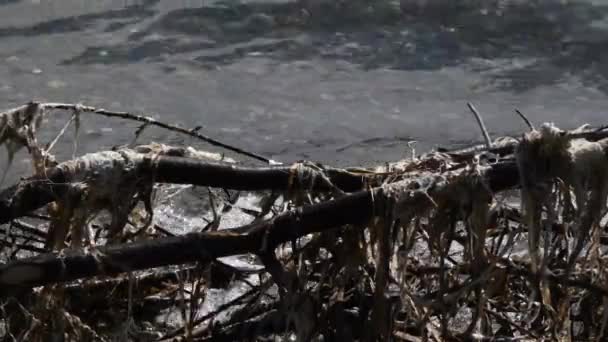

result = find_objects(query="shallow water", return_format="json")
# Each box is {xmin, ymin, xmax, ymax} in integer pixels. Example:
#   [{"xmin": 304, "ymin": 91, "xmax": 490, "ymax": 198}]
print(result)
[
  {"xmin": 2, "ymin": 0, "xmax": 608, "ymax": 178},
  {"xmin": 3, "ymin": 0, "xmax": 606, "ymax": 258},
  {"xmin": 3, "ymin": 2, "xmax": 608, "ymax": 337},
  {"xmin": 1, "ymin": 0, "xmax": 606, "ymax": 278}
]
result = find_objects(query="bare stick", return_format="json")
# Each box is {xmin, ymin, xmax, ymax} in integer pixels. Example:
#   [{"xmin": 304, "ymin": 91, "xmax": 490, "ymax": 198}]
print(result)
[
  {"xmin": 36, "ymin": 102, "xmax": 280, "ymax": 165},
  {"xmin": 0, "ymin": 163, "xmax": 520, "ymax": 291},
  {"xmin": 514, "ymin": 109, "xmax": 535, "ymax": 131},
  {"xmin": 467, "ymin": 102, "xmax": 493, "ymax": 149},
  {"xmin": 595, "ymin": 124, "xmax": 608, "ymax": 133},
  {"xmin": 0, "ymin": 155, "xmax": 370, "ymax": 225},
  {"xmin": 45, "ymin": 113, "xmax": 76, "ymax": 152}
]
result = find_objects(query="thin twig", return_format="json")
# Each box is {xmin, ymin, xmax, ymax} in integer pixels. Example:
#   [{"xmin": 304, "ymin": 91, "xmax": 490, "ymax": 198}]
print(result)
[
  {"xmin": 467, "ymin": 102, "xmax": 493, "ymax": 149},
  {"xmin": 153, "ymin": 224, "xmax": 175, "ymax": 237},
  {"xmin": 485, "ymin": 307, "xmax": 539, "ymax": 338},
  {"xmin": 10, "ymin": 220, "xmax": 47, "ymax": 239},
  {"xmin": 498, "ymin": 257, "xmax": 608, "ymax": 297},
  {"xmin": 0, "ymin": 239, "xmax": 47, "ymax": 254},
  {"xmin": 159, "ymin": 279, "xmax": 270, "ymax": 340},
  {"xmin": 595, "ymin": 124, "xmax": 608, "ymax": 132},
  {"xmin": 514, "ymin": 109, "xmax": 535, "ymax": 131},
  {"xmin": 38, "ymin": 102, "xmax": 280, "ymax": 165},
  {"xmin": 0, "ymin": 230, "xmax": 44, "ymax": 243},
  {"xmin": 45, "ymin": 113, "xmax": 76, "ymax": 153}
]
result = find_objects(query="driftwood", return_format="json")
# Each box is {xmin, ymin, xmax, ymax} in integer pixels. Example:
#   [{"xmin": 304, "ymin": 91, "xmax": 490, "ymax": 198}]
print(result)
[
  {"xmin": 3, "ymin": 101, "xmax": 608, "ymax": 341},
  {"xmin": 0, "ymin": 161, "xmax": 518, "ymax": 292},
  {"xmin": 1, "ymin": 101, "xmax": 277, "ymax": 164},
  {"xmin": 440, "ymin": 124, "xmax": 608, "ymax": 161},
  {"xmin": 0, "ymin": 154, "xmax": 366, "ymax": 225}
]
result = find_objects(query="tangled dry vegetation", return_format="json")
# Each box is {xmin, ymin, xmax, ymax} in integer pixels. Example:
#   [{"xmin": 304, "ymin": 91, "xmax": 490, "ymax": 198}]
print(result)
[{"xmin": 1, "ymin": 101, "xmax": 608, "ymax": 341}]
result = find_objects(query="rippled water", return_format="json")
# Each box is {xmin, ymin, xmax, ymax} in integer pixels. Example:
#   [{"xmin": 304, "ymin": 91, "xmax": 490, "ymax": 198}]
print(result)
[
  {"xmin": 3, "ymin": 2, "xmax": 608, "ymax": 335},
  {"xmin": 2, "ymin": 0, "xmax": 608, "ymax": 176},
  {"xmin": 2, "ymin": 0, "xmax": 608, "ymax": 255}
]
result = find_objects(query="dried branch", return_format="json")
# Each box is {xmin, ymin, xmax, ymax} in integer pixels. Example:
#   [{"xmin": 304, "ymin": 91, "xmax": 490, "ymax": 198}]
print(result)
[
  {"xmin": 36, "ymin": 102, "xmax": 278, "ymax": 164},
  {"xmin": 467, "ymin": 102, "xmax": 493, "ymax": 149},
  {"xmin": 0, "ymin": 154, "xmax": 367, "ymax": 224},
  {"xmin": 441, "ymin": 124, "xmax": 608, "ymax": 160},
  {"xmin": 3, "ymin": 97, "xmax": 608, "ymax": 340},
  {"xmin": 514, "ymin": 109, "xmax": 535, "ymax": 131},
  {"xmin": 0, "ymin": 161, "xmax": 518, "ymax": 292}
]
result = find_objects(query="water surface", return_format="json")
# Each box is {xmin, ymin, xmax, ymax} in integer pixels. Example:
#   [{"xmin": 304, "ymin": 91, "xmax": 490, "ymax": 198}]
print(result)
[{"xmin": 1, "ymin": 0, "xmax": 608, "ymax": 173}]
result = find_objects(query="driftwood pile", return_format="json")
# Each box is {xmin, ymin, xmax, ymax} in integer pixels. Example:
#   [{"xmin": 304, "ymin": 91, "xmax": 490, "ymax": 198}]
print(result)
[{"xmin": 1, "ymin": 101, "xmax": 608, "ymax": 341}]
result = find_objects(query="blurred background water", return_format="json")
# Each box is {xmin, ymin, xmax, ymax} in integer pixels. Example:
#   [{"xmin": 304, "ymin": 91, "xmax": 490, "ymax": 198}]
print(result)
[
  {"xmin": 2, "ymin": 0, "xmax": 608, "ymax": 245},
  {"xmin": 2, "ymin": 0, "xmax": 608, "ymax": 176}
]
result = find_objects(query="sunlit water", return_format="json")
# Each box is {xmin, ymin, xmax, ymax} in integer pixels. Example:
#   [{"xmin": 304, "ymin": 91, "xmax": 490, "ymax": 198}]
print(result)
[
  {"xmin": 2, "ymin": 0, "xmax": 608, "ymax": 335},
  {"xmin": 2, "ymin": 0, "xmax": 608, "ymax": 174}
]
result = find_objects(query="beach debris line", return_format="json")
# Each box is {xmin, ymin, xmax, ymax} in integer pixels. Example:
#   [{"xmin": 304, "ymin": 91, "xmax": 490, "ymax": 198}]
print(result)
[{"xmin": 0, "ymin": 101, "xmax": 608, "ymax": 340}]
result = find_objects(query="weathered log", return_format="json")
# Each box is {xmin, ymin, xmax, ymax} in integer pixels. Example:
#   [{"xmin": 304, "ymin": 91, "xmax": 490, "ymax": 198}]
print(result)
[
  {"xmin": 0, "ymin": 155, "xmax": 366, "ymax": 224},
  {"xmin": 0, "ymin": 191, "xmax": 374, "ymax": 292},
  {"xmin": 0, "ymin": 162, "xmax": 518, "ymax": 292},
  {"xmin": 151, "ymin": 156, "xmax": 365, "ymax": 192}
]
